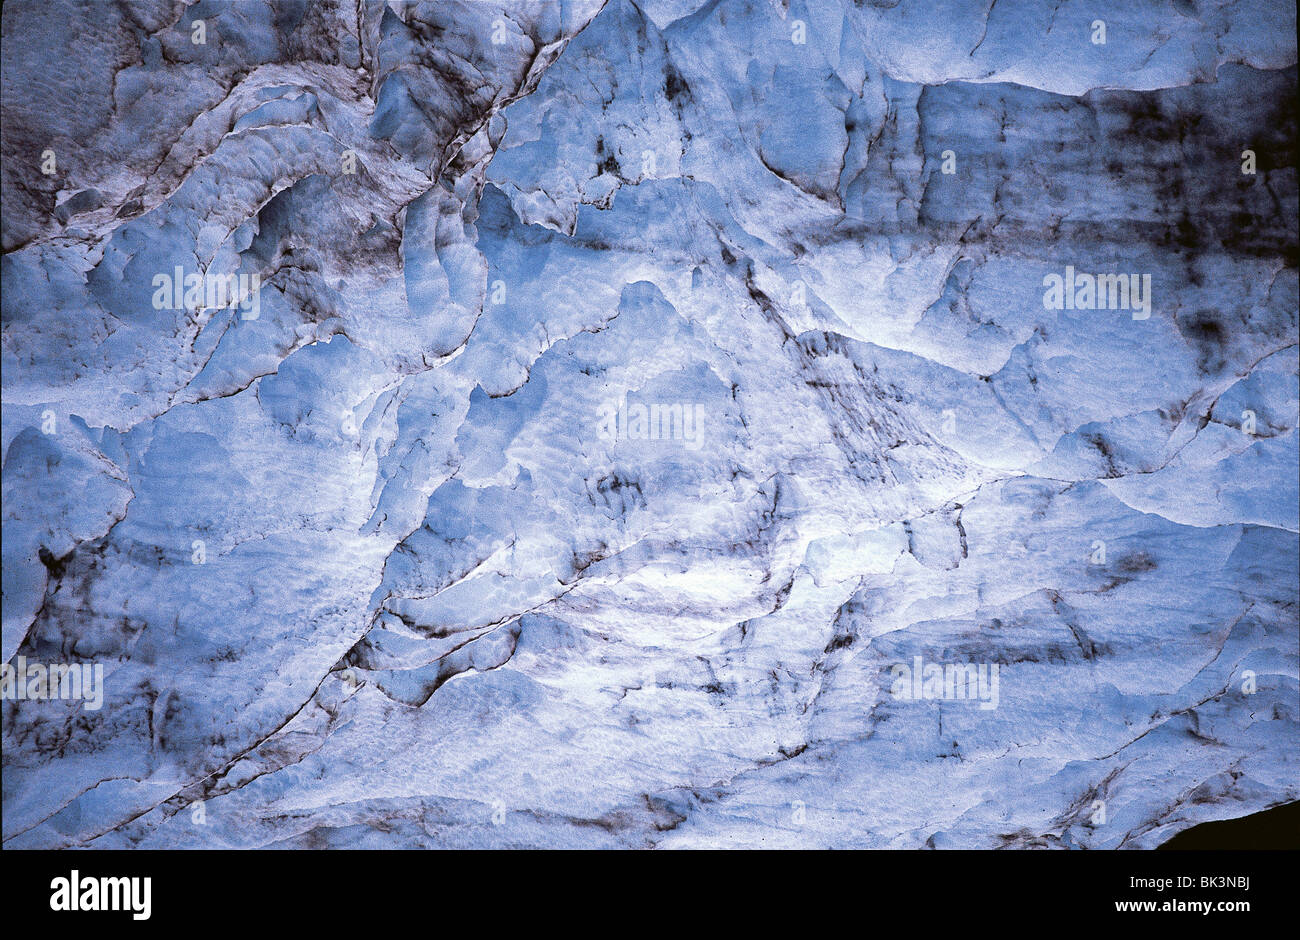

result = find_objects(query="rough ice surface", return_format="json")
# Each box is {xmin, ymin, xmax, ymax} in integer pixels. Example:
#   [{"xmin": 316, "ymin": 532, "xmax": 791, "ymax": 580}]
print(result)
[{"xmin": 1, "ymin": 0, "xmax": 1296, "ymax": 849}]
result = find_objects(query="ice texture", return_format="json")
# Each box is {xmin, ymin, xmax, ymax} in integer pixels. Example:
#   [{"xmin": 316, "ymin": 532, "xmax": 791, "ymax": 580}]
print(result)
[{"xmin": 1, "ymin": 0, "xmax": 1296, "ymax": 849}]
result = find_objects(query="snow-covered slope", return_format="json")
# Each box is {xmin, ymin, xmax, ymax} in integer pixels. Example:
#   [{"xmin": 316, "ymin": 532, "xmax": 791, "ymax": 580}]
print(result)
[{"xmin": 2, "ymin": 0, "xmax": 1296, "ymax": 849}]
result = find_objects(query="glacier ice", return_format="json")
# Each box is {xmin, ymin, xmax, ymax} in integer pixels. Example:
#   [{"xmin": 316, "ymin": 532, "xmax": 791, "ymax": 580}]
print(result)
[{"xmin": 1, "ymin": 0, "xmax": 1296, "ymax": 849}]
